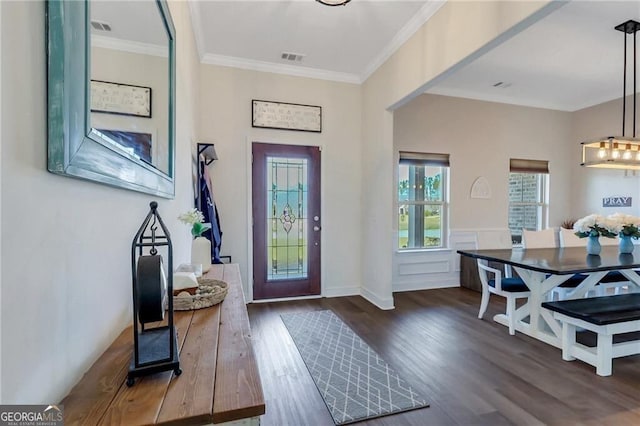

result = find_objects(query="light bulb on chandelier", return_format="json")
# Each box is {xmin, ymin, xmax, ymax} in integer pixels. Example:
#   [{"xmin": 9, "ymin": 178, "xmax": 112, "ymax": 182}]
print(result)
[
  {"xmin": 612, "ymin": 142, "xmax": 620, "ymax": 159},
  {"xmin": 598, "ymin": 141, "xmax": 607, "ymax": 158}
]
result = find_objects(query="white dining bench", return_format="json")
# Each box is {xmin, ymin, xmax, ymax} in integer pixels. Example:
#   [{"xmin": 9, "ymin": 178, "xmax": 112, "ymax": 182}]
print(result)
[{"xmin": 542, "ymin": 294, "xmax": 640, "ymax": 376}]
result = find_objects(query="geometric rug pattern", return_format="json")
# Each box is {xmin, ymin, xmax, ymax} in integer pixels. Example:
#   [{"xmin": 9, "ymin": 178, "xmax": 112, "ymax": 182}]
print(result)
[{"xmin": 281, "ymin": 310, "xmax": 429, "ymax": 425}]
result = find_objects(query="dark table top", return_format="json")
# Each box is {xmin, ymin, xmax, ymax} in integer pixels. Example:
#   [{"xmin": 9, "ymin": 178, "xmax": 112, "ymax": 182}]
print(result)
[{"xmin": 457, "ymin": 246, "xmax": 640, "ymax": 275}]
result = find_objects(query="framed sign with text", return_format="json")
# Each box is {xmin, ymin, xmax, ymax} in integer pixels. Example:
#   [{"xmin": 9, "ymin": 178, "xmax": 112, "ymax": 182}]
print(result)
[
  {"xmin": 603, "ymin": 196, "xmax": 632, "ymax": 207},
  {"xmin": 91, "ymin": 80, "xmax": 152, "ymax": 118},
  {"xmin": 252, "ymin": 100, "xmax": 322, "ymax": 132}
]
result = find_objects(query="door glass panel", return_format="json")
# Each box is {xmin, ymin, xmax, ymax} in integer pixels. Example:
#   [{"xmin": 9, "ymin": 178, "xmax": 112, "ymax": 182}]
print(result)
[{"xmin": 266, "ymin": 157, "xmax": 308, "ymax": 280}]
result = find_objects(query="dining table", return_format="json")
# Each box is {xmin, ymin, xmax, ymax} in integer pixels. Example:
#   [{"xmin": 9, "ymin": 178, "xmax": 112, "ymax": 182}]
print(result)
[{"xmin": 457, "ymin": 246, "xmax": 640, "ymax": 348}]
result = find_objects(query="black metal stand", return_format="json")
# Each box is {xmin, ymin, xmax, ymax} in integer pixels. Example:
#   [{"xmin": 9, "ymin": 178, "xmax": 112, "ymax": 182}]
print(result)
[{"xmin": 127, "ymin": 201, "xmax": 180, "ymax": 386}]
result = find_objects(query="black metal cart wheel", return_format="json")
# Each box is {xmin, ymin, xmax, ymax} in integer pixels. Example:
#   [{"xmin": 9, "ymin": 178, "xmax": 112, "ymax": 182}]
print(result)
[
  {"xmin": 174, "ymin": 368, "xmax": 182, "ymax": 376},
  {"xmin": 126, "ymin": 377, "xmax": 135, "ymax": 387}
]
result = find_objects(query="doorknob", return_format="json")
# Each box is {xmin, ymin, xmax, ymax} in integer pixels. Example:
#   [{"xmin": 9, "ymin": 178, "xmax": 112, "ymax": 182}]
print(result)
[{"xmin": 313, "ymin": 225, "xmax": 321, "ymax": 231}]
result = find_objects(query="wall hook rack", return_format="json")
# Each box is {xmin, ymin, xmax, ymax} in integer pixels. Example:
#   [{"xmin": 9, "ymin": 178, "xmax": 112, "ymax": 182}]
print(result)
[{"xmin": 197, "ymin": 143, "xmax": 218, "ymax": 165}]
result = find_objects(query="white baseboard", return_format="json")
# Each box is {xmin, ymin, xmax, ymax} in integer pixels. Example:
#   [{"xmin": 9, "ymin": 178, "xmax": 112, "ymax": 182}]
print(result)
[
  {"xmin": 393, "ymin": 277, "xmax": 459, "ymax": 293},
  {"xmin": 250, "ymin": 295, "xmax": 322, "ymax": 304},
  {"xmin": 323, "ymin": 285, "xmax": 360, "ymax": 298},
  {"xmin": 360, "ymin": 287, "xmax": 395, "ymax": 310}
]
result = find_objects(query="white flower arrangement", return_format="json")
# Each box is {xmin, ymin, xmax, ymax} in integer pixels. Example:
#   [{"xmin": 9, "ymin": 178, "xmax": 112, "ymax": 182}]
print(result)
[
  {"xmin": 607, "ymin": 213, "xmax": 640, "ymax": 238},
  {"xmin": 178, "ymin": 208, "xmax": 211, "ymax": 237},
  {"xmin": 574, "ymin": 213, "xmax": 640, "ymax": 238}
]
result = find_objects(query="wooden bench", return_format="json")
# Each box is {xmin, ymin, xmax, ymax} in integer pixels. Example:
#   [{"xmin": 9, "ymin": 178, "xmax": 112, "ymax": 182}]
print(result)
[
  {"xmin": 62, "ymin": 263, "xmax": 265, "ymax": 425},
  {"xmin": 542, "ymin": 293, "xmax": 640, "ymax": 376}
]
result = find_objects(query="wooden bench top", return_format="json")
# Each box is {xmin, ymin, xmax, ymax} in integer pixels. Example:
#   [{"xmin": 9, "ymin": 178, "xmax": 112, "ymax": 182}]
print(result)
[
  {"xmin": 62, "ymin": 263, "xmax": 265, "ymax": 425},
  {"xmin": 542, "ymin": 293, "xmax": 640, "ymax": 326}
]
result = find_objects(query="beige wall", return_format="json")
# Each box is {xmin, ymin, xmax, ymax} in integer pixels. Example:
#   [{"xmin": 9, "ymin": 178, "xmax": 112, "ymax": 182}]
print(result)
[
  {"xmin": 570, "ymin": 96, "xmax": 640, "ymax": 218},
  {"xmin": 394, "ymin": 94, "xmax": 573, "ymax": 229},
  {"xmin": 198, "ymin": 65, "xmax": 363, "ymax": 298},
  {"xmin": 360, "ymin": 0, "xmax": 555, "ymax": 308},
  {"xmin": 391, "ymin": 94, "xmax": 573, "ymax": 291},
  {"xmin": 0, "ymin": 0, "xmax": 199, "ymax": 403}
]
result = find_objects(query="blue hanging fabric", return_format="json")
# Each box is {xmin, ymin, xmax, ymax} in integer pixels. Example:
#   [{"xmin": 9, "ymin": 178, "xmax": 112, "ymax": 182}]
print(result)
[{"xmin": 198, "ymin": 161, "xmax": 223, "ymax": 263}]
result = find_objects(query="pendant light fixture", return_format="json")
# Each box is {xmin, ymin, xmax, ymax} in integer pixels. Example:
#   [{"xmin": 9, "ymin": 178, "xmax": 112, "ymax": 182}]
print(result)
[
  {"xmin": 581, "ymin": 20, "xmax": 640, "ymax": 170},
  {"xmin": 316, "ymin": 0, "xmax": 351, "ymax": 6}
]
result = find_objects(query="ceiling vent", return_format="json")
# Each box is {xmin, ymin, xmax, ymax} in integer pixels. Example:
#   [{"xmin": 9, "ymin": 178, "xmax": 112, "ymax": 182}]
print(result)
[
  {"xmin": 91, "ymin": 20, "xmax": 112, "ymax": 32},
  {"xmin": 281, "ymin": 52, "xmax": 305, "ymax": 62},
  {"xmin": 492, "ymin": 81, "xmax": 512, "ymax": 89}
]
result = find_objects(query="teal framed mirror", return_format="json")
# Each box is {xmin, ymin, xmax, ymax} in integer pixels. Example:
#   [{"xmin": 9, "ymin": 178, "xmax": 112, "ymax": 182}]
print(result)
[{"xmin": 47, "ymin": 0, "xmax": 175, "ymax": 198}]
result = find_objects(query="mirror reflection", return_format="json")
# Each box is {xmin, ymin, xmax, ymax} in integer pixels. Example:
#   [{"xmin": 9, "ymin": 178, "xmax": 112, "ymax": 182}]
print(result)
[{"xmin": 90, "ymin": 0, "xmax": 170, "ymax": 174}]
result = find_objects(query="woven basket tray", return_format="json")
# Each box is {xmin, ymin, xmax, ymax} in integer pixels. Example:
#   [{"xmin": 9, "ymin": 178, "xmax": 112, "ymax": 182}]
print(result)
[{"xmin": 173, "ymin": 277, "xmax": 228, "ymax": 311}]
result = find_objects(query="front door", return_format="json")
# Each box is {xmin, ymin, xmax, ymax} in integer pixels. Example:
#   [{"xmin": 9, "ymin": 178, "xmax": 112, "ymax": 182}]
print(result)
[{"xmin": 252, "ymin": 142, "xmax": 321, "ymax": 299}]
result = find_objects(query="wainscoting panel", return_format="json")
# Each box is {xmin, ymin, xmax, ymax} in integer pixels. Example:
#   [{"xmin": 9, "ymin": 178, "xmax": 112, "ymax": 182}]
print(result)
[
  {"xmin": 392, "ymin": 229, "xmax": 506, "ymax": 292},
  {"xmin": 398, "ymin": 259, "xmax": 449, "ymax": 276}
]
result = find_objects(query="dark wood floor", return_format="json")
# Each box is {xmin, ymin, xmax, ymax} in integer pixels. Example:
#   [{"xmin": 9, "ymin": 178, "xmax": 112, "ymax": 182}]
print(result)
[{"xmin": 247, "ymin": 288, "xmax": 640, "ymax": 426}]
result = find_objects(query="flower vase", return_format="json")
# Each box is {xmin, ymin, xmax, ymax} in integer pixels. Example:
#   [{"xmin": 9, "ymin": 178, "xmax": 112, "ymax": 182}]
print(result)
[
  {"xmin": 586, "ymin": 235, "xmax": 601, "ymax": 256},
  {"xmin": 619, "ymin": 234, "xmax": 634, "ymax": 254},
  {"xmin": 191, "ymin": 236, "xmax": 212, "ymax": 272}
]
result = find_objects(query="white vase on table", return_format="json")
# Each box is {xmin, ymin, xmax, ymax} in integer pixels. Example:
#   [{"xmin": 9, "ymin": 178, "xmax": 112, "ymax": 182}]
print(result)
[{"xmin": 191, "ymin": 236, "xmax": 212, "ymax": 272}]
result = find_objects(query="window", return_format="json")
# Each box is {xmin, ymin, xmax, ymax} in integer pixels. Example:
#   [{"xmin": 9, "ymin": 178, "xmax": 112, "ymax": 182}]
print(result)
[
  {"xmin": 398, "ymin": 152, "xmax": 449, "ymax": 249},
  {"xmin": 508, "ymin": 158, "xmax": 549, "ymax": 245}
]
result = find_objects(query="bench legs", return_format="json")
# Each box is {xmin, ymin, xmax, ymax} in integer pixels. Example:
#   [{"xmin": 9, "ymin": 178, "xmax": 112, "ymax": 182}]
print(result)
[
  {"xmin": 596, "ymin": 333, "xmax": 613, "ymax": 376},
  {"xmin": 561, "ymin": 322, "xmax": 576, "ymax": 361},
  {"xmin": 560, "ymin": 321, "xmax": 613, "ymax": 376}
]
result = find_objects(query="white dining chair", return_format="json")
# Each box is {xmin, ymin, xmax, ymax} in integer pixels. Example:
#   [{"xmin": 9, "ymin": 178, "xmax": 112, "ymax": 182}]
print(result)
[
  {"xmin": 600, "ymin": 236, "xmax": 619, "ymax": 246},
  {"xmin": 523, "ymin": 228, "xmax": 600, "ymax": 300},
  {"xmin": 557, "ymin": 228, "xmax": 627, "ymax": 297},
  {"xmin": 558, "ymin": 227, "xmax": 585, "ymax": 247},
  {"xmin": 597, "ymin": 236, "xmax": 631, "ymax": 294},
  {"xmin": 475, "ymin": 230, "xmax": 530, "ymax": 335},
  {"xmin": 522, "ymin": 228, "xmax": 557, "ymax": 249}
]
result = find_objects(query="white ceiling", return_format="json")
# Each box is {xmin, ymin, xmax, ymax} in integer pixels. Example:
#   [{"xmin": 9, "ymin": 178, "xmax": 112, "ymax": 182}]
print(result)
[
  {"xmin": 91, "ymin": 1, "xmax": 167, "ymax": 46},
  {"xmin": 92, "ymin": 1, "xmax": 640, "ymax": 111},
  {"xmin": 428, "ymin": 1, "xmax": 640, "ymax": 112},
  {"xmin": 189, "ymin": 0, "xmax": 441, "ymax": 83},
  {"xmin": 189, "ymin": 0, "xmax": 640, "ymax": 111}
]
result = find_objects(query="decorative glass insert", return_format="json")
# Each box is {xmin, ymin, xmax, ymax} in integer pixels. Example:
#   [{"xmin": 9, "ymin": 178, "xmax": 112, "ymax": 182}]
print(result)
[{"xmin": 266, "ymin": 157, "xmax": 308, "ymax": 280}]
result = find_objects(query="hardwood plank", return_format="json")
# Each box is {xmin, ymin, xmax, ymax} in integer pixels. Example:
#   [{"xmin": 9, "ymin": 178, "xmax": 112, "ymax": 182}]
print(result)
[
  {"xmin": 212, "ymin": 264, "xmax": 266, "ymax": 424},
  {"xmin": 204, "ymin": 264, "xmax": 224, "ymax": 281},
  {"xmin": 157, "ymin": 305, "xmax": 221, "ymax": 425},
  {"xmin": 98, "ymin": 311, "xmax": 194, "ymax": 426},
  {"xmin": 62, "ymin": 327, "xmax": 132, "ymax": 425},
  {"xmin": 247, "ymin": 288, "xmax": 640, "ymax": 425}
]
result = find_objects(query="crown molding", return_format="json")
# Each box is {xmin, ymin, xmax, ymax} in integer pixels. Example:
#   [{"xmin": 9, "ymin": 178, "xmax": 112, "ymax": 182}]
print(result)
[
  {"xmin": 91, "ymin": 35, "xmax": 168, "ymax": 58},
  {"xmin": 360, "ymin": 0, "xmax": 446, "ymax": 83},
  {"xmin": 201, "ymin": 54, "xmax": 361, "ymax": 84},
  {"xmin": 188, "ymin": 0, "xmax": 444, "ymax": 85},
  {"xmin": 426, "ymin": 87, "xmax": 575, "ymax": 112},
  {"xmin": 187, "ymin": 0, "xmax": 206, "ymax": 61}
]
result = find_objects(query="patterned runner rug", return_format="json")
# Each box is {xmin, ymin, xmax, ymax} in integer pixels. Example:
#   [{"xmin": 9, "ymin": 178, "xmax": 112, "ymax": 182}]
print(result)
[{"xmin": 281, "ymin": 310, "xmax": 429, "ymax": 425}]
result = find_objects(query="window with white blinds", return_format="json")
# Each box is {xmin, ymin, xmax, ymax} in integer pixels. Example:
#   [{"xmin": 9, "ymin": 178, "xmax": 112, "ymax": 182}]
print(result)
[{"xmin": 398, "ymin": 152, "xmax": 450, "ymax": 249}]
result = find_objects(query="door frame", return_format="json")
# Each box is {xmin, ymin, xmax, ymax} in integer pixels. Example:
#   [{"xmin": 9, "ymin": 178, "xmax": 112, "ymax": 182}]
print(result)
[{"xmin": 246, "ymin": 138, "xmax": 325, "ymax": 303}]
